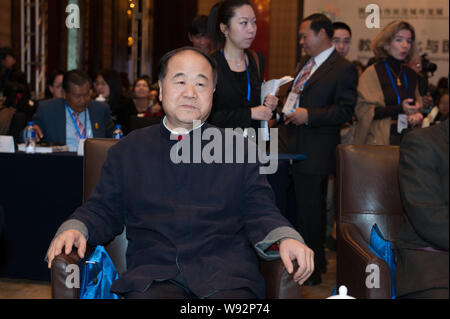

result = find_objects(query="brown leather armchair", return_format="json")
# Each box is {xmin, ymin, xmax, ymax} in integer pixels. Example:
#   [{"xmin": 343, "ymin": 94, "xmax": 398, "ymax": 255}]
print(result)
[
  {"xmin": 336, "ymin": 144, "xmax": 405, "ymax": 299},
  {"xmin": 51, "ymin": 138, "xmax": 302, "ymax": 299}
]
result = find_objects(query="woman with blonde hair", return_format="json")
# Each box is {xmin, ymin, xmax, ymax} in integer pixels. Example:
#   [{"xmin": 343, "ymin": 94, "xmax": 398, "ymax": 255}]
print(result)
[{"xmin": 354, "ymin": 21, "xmax": 423, "ymax": 145}]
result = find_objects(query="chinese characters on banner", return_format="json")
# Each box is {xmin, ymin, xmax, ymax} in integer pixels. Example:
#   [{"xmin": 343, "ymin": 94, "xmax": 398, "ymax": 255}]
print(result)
[{"xmin": 304, "ymin": 0, "xmax": 449, "ymax": 84}]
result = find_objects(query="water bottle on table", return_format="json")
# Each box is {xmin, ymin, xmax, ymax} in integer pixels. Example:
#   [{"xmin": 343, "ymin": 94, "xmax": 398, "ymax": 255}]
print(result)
[
  {"xmin": 112, "ymin": 124, "xmax": 123, "ymax": 140},
  {"xmin": 24, "ymin": 121, "xmax": 36, "ymax": 153}
]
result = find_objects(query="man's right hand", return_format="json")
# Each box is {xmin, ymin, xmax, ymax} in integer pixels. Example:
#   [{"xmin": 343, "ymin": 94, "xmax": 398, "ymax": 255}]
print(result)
[
  {"xmin": 46, "ymin": 230, "xmax": 87, "ymax": 269},
  {"xmin": 32, "ymin": 124, "xmax": 44, "ymax": 142}
]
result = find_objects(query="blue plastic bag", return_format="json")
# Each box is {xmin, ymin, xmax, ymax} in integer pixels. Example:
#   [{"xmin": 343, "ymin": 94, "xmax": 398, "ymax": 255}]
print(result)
[
  {"xmin": 79, "ymin": 245, "xmax": 120, "ymax": 299},
  {"xmin": 369, "ymin": 224, "xmax": 396, "ymax": 299}
]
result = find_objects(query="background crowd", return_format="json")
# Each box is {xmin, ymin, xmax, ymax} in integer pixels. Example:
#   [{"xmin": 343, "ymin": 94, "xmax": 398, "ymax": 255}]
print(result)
[{"xmin": 0, "ymin": 0, "xmax": 447, "ymax": 299}]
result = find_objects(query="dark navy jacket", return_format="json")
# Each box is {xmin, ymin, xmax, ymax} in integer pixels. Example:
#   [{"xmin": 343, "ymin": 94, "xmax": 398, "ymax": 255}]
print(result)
[
  {"xmin": 70, "ymin": 123, "xmax": 292, "ymax": 298},
  {"xmin": 32, "ymin": 98, "xmax": 113, "ymax": 144}
]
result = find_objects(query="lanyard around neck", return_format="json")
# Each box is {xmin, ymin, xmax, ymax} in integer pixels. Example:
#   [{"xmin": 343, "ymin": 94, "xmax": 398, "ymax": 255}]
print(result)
[
  {"xmin": 384, "ymin": 61, "xmax": 409, "ymax": 105},
  {"xmin": 66, "ymin": 104, "xmax": 87, "ymax": 139},
  {"xmin": 222, "ymin": 50, "xmax": 251, "ymax": 101}
]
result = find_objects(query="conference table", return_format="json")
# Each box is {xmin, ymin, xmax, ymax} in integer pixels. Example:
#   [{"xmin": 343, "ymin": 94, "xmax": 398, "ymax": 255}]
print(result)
[
  {"xmin": 0, "ymin": 151, "xmax": 83, "ymax": 281},
  {"xmin": 0, "ymin": 150, "xmax": 302, "ymax": 282}
]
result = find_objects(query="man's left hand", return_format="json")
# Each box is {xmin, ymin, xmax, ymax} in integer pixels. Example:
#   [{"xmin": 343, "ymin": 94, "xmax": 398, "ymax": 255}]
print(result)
[
  {"xmin": 284, "ymin": 108, "xmax": 308, "ymax": 126},
  {"xmin": 279, "ymin": 238, "xmax": 314, "ymax": 286}
]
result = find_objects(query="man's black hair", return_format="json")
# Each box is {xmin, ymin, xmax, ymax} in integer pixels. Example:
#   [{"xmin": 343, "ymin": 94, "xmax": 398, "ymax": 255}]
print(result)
[
  {"xmin": 332, "ymin": 22, "xmax": 352, "ymax": 36},
  {"xmin": 63, "ymin": 69, "xmax": 92, "ymax": 93},
  {"xmin": 158, "ymin": 46, "xmax": 217, "ymax": 86},
  {"xmin": 0, "ymin": 47, "xmax": 15, "ymax": 61},
  {"xmin": 189, "ymin": 15, "xmax": 209, "ymax": 36},
  {"xmin": 302, "ymin": 13, "xmax": 334, "ymax": 39}
]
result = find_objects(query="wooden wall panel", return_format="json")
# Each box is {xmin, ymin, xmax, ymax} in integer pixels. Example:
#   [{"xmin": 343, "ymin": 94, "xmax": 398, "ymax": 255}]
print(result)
[{"xmin": 0, "ymin": 0, "xmax": 11, "ymax": 47}]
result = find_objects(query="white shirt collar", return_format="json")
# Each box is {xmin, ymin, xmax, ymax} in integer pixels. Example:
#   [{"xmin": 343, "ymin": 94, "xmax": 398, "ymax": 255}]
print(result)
[
  {"xmin": 312, "ymin": 45, "xmax": 335, "ymax": 69},
  {"xmin": 162, "ymin": 116, "xmax": 205, "ymax": 135}
]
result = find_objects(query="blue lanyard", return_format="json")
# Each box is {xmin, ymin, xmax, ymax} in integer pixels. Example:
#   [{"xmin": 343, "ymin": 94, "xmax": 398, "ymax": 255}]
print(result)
[
  {"xmin": 384, "ymin": 61, "xmax": 409, "ymax": 105},
  {"xmin": 66, "ymin": 104, "xmax": 87, "ymax": 139},
  {"xmin": 222, "ymin": 50, "xmax": 251, "ymax": 101}
]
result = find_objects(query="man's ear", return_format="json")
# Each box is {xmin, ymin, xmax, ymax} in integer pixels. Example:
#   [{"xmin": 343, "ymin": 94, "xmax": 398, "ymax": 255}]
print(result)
[
  {"xmin": 158, "ymin": 81, "xmax": 163, "ymax": 102},
  {"xmin": 318, "ymin": 28, "xmax": 327, "ymax": 40}
]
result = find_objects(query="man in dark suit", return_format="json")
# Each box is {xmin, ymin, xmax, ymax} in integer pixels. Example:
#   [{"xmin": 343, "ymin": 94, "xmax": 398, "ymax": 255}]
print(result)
[
  {"xmin": 32, "ymin": 70, "xmax": 113, "ymax": 151},
  {"xmin": 46, "ymin": 47, "xmax": 314, "ymax": 299},
  {"xmin": 280, "ymin": 14, "xmax": 358, "ymax": 285},
  {"xmin": 395, "ymin": 119, "xmax": 449, "ymax": 299}
]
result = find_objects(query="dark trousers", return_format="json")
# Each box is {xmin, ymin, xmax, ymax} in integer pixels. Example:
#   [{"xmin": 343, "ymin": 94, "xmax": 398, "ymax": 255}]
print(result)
[
  {"xmin": 292, "ymin": 172, "xmax": 328, "ymax": 274},
  {"xmin": 266, "ymin": 160, "xmax": 297, "ymax": 226},
  {"xmin": 123, "ymin": 280, "xmax": 257, "ymax": 299}
]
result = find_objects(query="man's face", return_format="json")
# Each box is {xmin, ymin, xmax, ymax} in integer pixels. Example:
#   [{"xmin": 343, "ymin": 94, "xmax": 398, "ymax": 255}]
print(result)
[
  {"xmin": 159, "ymin": 50, "xmax": 215, "ymax": 131},
  {"xmin": 2, "ymin": 55, "xmax": 16, "ymax": 69},
  {"xmin": 134, "ymin": 80, "xmax": 150, "ymax": 99},
  {"xmin": 332, "ymin": 29, "xmax": 351, "ymax": 57},
  {"xmin": 189, "ymin": 34, "xmax": 212, "ymax": 54},
  {"xmin": 149, "ymin": 89, "xmax": 158, "ymax": 101},
  {"xmin": 298, "ymin": 20, "xmax": 323, "ymax": 57},
  {"xmin": 65, "ymin": 82, "xmax": 91, "ymax": 113}
]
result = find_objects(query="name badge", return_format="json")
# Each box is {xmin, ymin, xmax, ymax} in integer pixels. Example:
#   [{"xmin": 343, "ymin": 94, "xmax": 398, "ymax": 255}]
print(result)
[
  {"xmin": 282, "ymin": 92, "xmax": 299, "ymax": 115},
  {"xmin": 77, "ymin": 138, "xmax": 86, "ymax": 156},
  {"xmin": 397, "ymin": 114, "xmax": 408, "ymax": 134}
]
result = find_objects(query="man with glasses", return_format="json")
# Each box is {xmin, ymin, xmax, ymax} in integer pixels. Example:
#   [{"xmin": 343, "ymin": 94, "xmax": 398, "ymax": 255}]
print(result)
[{"xmin": 332, "ymin": 22, "xmax": 352, "ymax": 58}]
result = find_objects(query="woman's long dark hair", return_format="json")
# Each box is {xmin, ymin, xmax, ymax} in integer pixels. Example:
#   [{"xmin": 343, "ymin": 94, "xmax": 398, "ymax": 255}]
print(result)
[
  {"xmin": 207, "ymin": 0, "xmax": 253, "ymax": 50},
  {"xmin": 45, "ymin": 69, "xmax": 65, "ymax": 99}
]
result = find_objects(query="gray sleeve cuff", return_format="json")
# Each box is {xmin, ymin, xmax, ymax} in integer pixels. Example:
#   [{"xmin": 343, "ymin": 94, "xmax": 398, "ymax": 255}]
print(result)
[
  {"xmin": 54, "ymin": 219, "xmax": 89, "ymax": 240},
  {"xmin": 254, "ymin": 226, "xmax": 305, "ymax": 261}
]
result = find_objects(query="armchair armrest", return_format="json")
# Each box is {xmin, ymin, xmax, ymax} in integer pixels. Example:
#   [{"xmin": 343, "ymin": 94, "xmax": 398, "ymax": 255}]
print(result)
[
  {"xmin": 259, "ymin": 259, "xmax": 301, "ymax": 299},
  {"xmin": 51, "ymin": 246, "xmax": 97, "ymax": 299},
  {"xmin": 51, "ymin": 248, "xmax": 82, "ymax": 299},
  {"xmin": 337, "ymin": 222, "xmax": 392, "ymax": 299}
]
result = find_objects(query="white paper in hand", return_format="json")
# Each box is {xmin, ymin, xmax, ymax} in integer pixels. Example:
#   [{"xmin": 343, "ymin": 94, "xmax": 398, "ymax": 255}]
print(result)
[
  {"xmin": 260, "ymin": 76, "xmax": 294, "ymax": 141},
  {"xmin": 260, "ymin": 75, "xmax": 294, "ymax": 102}
]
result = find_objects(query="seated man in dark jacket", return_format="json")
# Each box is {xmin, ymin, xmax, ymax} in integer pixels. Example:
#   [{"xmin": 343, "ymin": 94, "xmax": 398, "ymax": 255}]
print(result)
[
  {"xmin": 395, "ymin": 119, "xmax": 449, "ymax": 299},
  {"xmin": 31, "ymin": 69, "xmax": 113, "ymax": 151},
  {"xmin": 46, "ymin": 47, "xmax": 314, "ymax": 299}
]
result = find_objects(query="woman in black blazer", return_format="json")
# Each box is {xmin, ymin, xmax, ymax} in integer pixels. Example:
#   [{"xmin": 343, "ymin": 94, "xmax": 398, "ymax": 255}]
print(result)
[{"xmin": 207, "ymin": 0, "xmax": 277, "ymax": 133}]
